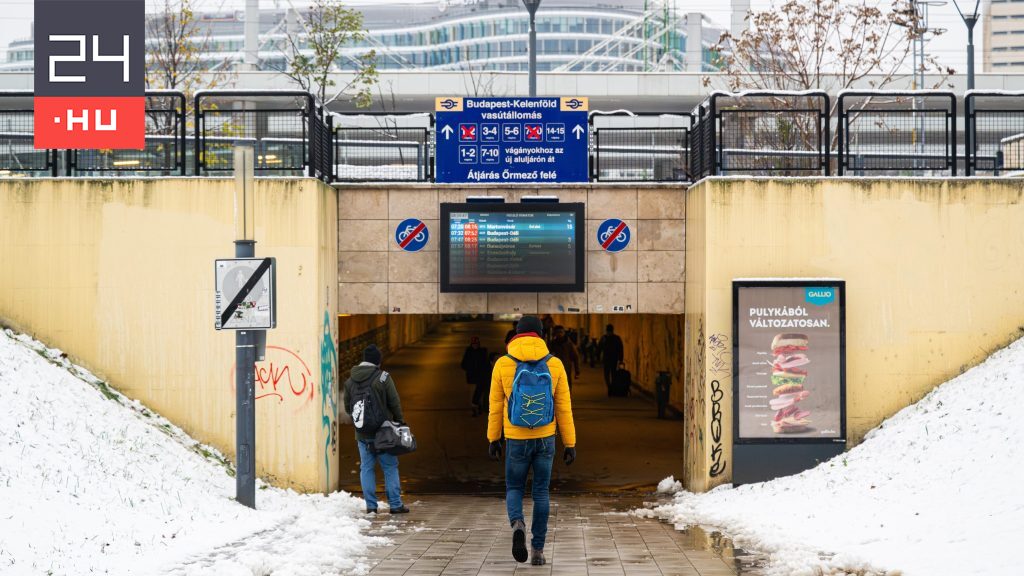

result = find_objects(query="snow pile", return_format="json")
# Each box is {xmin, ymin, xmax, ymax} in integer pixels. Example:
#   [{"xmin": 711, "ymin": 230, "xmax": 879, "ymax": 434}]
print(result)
[
  {"xmin": 656, "ymin": 476, "xmax": 682, "ymax": 494},
  {"xmin": 651, "ymin": 336, "xmax": 1024, "ymax": 576},
  {"xmin": 0, "ymin": 328, "xmax": 383, "ymax": 575}
]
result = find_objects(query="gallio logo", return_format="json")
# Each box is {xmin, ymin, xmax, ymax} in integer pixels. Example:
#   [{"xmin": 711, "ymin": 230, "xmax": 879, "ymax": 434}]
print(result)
[{"xmin": 805, "ymin": 287, "xmax": 835, "ymax": 306}]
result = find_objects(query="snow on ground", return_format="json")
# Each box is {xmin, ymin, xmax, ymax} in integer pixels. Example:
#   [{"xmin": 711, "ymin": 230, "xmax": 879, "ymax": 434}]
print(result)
[
  {"xmin": 649, "ymin": 335, "xmax": 1024, "ymax": 576},
  {"xmin": 656, "ymin": 476, "xmax": 682, "ymax": 494},
  {"xmin": 0, "ymin": 328, "xmax": 384, "ymax": 575}
]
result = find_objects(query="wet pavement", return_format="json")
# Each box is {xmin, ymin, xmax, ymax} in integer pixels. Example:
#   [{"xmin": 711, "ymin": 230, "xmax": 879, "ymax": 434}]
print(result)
[
  {"xmin": 339, "ymin": 321, "xmax": 686, "ymax": 493},
  {"xmin": 342, "ymin": 322, "xmax": 765, "ymax": 575},
  {"xmin": 361, "ymin": 493, "xmax": 763, "ymax": 576}
]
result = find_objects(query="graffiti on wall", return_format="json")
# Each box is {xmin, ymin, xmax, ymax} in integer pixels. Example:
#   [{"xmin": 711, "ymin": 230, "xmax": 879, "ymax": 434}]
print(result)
[
  {"xmin": 708, "ymin": 334, "xmax": 732, "ymax": 376},
  {"xmin": 320, "ymin": 310, "xmax": 339, "ymax": 492},
  {"xmin": 229, "ymin": 347, "xmax": 315, "ymax": 405},
  {"xmin": 708, "ymin": 334, "xmax": 730, "ymax": 478},
  {"xmin": 709, "ymin": 379, "xmax": 726, "ymax": 477},
  {"xmin": 256, "ymin": 347, "xmax": 315, "ymax": 403},
  {"xmin": 684, "ymin": 314, "xmax": 706, "ymax": 484}
]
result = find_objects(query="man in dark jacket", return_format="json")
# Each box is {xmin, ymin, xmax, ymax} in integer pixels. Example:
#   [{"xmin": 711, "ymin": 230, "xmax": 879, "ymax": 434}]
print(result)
[
  {"xmin": 343, "ymin": 344, "xmax": 409, "ymax": 514},
  {"xmin": 461, "ymin": 336, "xmax": 490, "ymax": 416},
  {"xmin": 599, "ymin": 324, "xmax": 624, "ymax": 390},
  {"xmin": 547, "ymin": 326, "xmax": 580, "ymax": 390}
]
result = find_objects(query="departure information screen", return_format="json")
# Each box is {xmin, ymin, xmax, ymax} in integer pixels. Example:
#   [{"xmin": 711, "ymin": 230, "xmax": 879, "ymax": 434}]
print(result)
[{"xmin": 440, "ymin": 203, "xmax": 585, "ymax": 293}]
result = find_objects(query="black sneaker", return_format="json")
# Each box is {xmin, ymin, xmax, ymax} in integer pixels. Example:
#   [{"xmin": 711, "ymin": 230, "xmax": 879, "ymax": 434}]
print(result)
[
  {"xmin": 511, "ymin": 519, "xmax": 528, "ymax": 563},
  {"xmin": 389, "ymin": 505, "xmax": 410, "ymax": 514},
  {"xmin": 531, "ymin": 549, "xmax": 546, "ymax": 566},
  {"xmin": 365, "ymin": 508, "xmax": 377, "ymax": 514}
]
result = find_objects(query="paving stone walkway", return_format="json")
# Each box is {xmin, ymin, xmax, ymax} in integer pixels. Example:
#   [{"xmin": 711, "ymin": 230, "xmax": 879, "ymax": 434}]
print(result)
[{"xmin": 361, "ymin": 494, "xmax": 748, "ymax": 576}]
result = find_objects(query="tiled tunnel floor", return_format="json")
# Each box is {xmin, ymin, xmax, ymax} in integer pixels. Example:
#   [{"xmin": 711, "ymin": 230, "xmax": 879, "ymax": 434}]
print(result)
[{"xmin": 361, "ymin": 494, "xmax": 753, "ymax": 576}]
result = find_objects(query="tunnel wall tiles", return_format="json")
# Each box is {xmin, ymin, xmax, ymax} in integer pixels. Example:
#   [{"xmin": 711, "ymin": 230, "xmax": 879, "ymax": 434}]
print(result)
[{"xmin": 337, "ymin": 185, "xmax": 687, "ymax": 314}]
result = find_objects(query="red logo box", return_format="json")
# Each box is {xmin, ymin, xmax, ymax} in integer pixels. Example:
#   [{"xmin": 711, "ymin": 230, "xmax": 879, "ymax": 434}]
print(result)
[{"xmin": 34, "ymin": 96, "xmax": 145, "ymax": 150}]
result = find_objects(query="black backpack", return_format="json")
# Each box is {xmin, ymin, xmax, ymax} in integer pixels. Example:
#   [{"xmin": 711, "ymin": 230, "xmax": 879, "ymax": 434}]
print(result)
[{"xmin": 350, "ymin": 370, "xmax": 388, "ymax": 434}]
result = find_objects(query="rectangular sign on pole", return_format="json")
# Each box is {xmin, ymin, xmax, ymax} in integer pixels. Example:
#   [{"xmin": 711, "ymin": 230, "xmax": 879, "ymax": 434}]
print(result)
[
  {"xmin": 434, "ymin": 96, "xmax": 589, "ymax": 184},
  {"xmin": 33, "ymin": 0, "xmax": 145, "ymax": 150},
  {"xmin": 214, "ymin": 258, "xmax": 277, "ymax": 330}
]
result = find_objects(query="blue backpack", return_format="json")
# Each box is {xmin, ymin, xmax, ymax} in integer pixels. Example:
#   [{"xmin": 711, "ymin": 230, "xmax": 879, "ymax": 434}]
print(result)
[{"xmin": 506, "ymin": 354, "xmax": 555, "ymax": 429}]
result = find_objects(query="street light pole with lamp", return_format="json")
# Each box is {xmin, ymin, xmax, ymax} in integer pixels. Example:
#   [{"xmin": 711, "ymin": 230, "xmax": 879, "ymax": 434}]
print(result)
[
  {"xmin": 953, "ymin": 0, "xmax": 981, "ymax": 90},
  {"xmin": 523, "ymin": 0, "xmax": 541, "ymax": 97}
]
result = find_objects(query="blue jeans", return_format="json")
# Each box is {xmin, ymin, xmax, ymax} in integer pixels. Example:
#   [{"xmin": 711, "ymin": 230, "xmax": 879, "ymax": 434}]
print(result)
[
  {"xmin": 357, "ymin": 439, "xmax": 403, "ymax": 510},
  {"xmin": 505, "ymin": 436, "xmax": 556, "ymax": 550}
]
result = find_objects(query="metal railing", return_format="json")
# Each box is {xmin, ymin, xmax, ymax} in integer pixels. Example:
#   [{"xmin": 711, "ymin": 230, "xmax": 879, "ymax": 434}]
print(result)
[
  {"xmin": 7, "ymin": 89, "xmax": 1024, "ymax": 183},
  {"xmin": 591, "ymin": 112, "xmax": 691, "ymax": 182},
  {"xmin": 708, "ymin": 91, "xmax": 831, "ymax": 177},
  {"xmin": 965, "ymin": 91, "xmax": 1024, "ymax": 175},
  {"xmin": 333, "ymin": 113, "xmax": 433, "ymax": 182},
  {"xmin": 688, "ymin": 103, "xmax": 714, "ymax": 181},
  {"xmin": 67, "ymin": 91, "xmax": 187, "ymax": 176},
  {"xmin": 0, "ymin": 91, "xmax": 58, "ymax": 176},
  {"xmin": 837, "ymin": 91, "xmax": 957, "ymax": 176},
  {"xmin": 195, "ymin": 90, "xmax": 319, "ymax": 178}
]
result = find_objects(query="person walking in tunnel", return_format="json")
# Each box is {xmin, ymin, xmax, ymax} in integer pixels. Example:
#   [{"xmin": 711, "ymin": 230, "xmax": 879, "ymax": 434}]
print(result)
[
  {"xmin": 547, "ymin": 325, "xmax": 580, "ymax": 390},
  {"xmin": 600, "ymin": 324, "xmax": 625, "ymax": 393},
  {"xmin": 343, "ymin": 344, "xmax": 409, "ymax": 515},
  {"xmin": 460, "ymin": 336, "xmax": 490, "ymax": 416},
  {"xmin": 487, "ymin": 315, "xmax": 576, "ymax": 566},
  {"xmin": 504, "ymin": 320, "xmax": 519, "ymax": 345}
]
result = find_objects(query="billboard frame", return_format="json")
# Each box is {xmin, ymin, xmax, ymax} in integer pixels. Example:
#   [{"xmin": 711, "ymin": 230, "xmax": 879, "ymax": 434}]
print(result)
[{"xmin": 732, "ymin": 279, "xmax": 847, "ymax": 446}]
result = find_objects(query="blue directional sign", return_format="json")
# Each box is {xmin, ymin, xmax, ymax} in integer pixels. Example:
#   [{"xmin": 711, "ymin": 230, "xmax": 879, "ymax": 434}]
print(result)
[
  {"xmin": 597, "ymin": 218, "xmax": 631, "ymax": 253},
  {"xmin": 395, "ymin": 218, "xmax": 429, "ymax": 252},
  {"xmin": 434, "ymin": 97, "xmax": 589, "ymax": 184}
]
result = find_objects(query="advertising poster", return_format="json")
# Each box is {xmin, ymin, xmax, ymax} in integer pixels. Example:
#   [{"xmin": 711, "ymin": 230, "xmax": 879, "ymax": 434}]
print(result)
[{"xmin": 734, "ymin": 281, "xmax": 846, "ymax": 443}]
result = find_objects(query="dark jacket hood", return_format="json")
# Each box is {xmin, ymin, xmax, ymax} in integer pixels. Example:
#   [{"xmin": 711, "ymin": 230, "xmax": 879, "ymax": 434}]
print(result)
[{"xmin": 349, "ymin": 363, "xmax": 379, "ymax": 381}]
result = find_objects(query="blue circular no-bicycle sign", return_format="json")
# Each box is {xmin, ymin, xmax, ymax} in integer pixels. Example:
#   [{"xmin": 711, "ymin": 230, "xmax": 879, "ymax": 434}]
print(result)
[
  {"xmin": 395, "ymin": 218, "xmax": 429, "ymax": 252},
  {"xmin": 597, "ymin": 219, "xmax": 631, "ymax": 253}
]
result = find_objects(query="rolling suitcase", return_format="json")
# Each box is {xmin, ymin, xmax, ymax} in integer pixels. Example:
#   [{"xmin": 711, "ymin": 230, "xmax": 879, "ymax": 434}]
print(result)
[{"xmin": 609, "ymin": 362, "xmax": 631, "ymax": 397}]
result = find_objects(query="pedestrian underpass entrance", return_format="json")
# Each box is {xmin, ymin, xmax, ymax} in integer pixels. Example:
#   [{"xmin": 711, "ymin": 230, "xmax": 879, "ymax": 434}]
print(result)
[{"xmin": 337, "ymin": 314, "xmax": 685, "ymax": 493}]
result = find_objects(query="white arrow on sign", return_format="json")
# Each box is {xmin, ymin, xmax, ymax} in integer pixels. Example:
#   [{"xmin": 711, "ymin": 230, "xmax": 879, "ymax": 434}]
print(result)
[
  {"xmin": 441, "ymin": 125, "xmax": 454, "ymax": 140},
  {"xmin": 572, "ymin": 124, "xmax": 585, "ymax": 140}
]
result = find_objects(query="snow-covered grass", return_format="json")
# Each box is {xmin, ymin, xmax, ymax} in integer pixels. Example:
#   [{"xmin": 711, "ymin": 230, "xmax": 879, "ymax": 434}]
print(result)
[
  {"xmin": 649, "ymin": 335, "xmax": 1024, "ymax": 576},
  {"xmin": 0, "ymin": 328, "xmax": 384, "ymax": 575}
]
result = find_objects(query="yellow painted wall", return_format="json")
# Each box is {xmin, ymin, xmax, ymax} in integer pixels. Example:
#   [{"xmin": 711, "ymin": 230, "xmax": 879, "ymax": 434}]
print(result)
[
  {"xmin": 684, "ymin": 177, "xmax": 1024, "ymax": 492},
  {"xmin": 0, "ymin": 178, "xmax": 339, "ymax": 493}
]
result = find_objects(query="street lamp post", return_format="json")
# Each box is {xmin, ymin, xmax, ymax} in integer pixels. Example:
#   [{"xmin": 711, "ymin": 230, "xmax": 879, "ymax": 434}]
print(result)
[
  {"xmin": 523, "ymin": 0, "xmax": 542, "ymax": 97},
  {"xmin": 953, "ymin": 0, "xmax": 981, "ymax": 90}
]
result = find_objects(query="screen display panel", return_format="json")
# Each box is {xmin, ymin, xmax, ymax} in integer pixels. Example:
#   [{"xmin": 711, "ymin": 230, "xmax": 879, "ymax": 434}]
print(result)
[{"xmin": 440, "ymin": 203, "xmax": 585, "ymax": 292}]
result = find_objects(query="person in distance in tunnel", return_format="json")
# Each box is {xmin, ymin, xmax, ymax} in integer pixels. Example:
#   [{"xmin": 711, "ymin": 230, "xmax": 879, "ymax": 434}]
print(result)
[
  {"xmin": 487, "ymin": 315, "xmax": 576, "ymax": 566},
  {"xmin": 504, "ymin": 320, "xmax": 519, "ymax": 345},
  {"xmin": 460, "ymin": 336, "xmax": 490, "ymax": 416},
  {"xmin": 547, "ymin": 325, "xmax": 580, "ymax": 390},
  {"xmin": 599, "ymin": 324, "xmax": 624, "ymax": 392}
]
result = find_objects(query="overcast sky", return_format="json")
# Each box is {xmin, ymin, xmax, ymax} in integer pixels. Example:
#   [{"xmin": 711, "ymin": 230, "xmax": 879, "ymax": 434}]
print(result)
[{"xmin": 0, "ymin": 0, "xmax": 984, "ymax": 74}]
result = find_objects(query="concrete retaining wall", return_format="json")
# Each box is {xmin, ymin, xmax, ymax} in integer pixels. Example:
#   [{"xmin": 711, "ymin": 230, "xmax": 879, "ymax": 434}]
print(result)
[
  {"xmin": 0, "ymin": 178, "xmax": 339, "ymax": 493},
  {"xmin": 684, "ymin": 177, "xmax": 1024, "ymax": 492}
]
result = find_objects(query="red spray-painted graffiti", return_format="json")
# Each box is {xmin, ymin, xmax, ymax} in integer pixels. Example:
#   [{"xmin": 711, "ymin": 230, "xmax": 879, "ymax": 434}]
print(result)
[{"xmin": 230, "ymin": 346, "xmax": 315, "ymax": 404}]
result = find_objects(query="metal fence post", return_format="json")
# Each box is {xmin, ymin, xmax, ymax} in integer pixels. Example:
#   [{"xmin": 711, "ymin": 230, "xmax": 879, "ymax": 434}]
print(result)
[{"xmin": 194, "ymin": 94, "xmax": 203, "ymax": 177}]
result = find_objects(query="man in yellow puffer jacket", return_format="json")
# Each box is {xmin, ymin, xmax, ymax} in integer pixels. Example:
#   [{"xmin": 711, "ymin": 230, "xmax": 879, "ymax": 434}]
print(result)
[{"xmin": 487, "ymin": 315, "xmax": 576, "ymax": 567}]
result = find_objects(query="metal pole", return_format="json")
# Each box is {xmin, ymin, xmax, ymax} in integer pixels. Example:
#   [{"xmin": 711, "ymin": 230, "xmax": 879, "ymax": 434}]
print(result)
[
  {"xmin": 234, "ymin": 259, "xmax": 256, "ymax": 510},
  {"xmin": 966, "ymin": 16, "xmax": 977, "ymax": 90},
  {"xmin": 243, "ymin": 0, "xmax": 260, "ymax": 71},
  {"xmin": 529, "ymin": 11, "xmax": 537, "ymax": 96},
  {"xmin": 234, "ymin": 147, "xmax": 257, "ymax": 509},
  {"xmin": 523, "ymin": 0, "xmax": 541, "ymax": 97}
]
